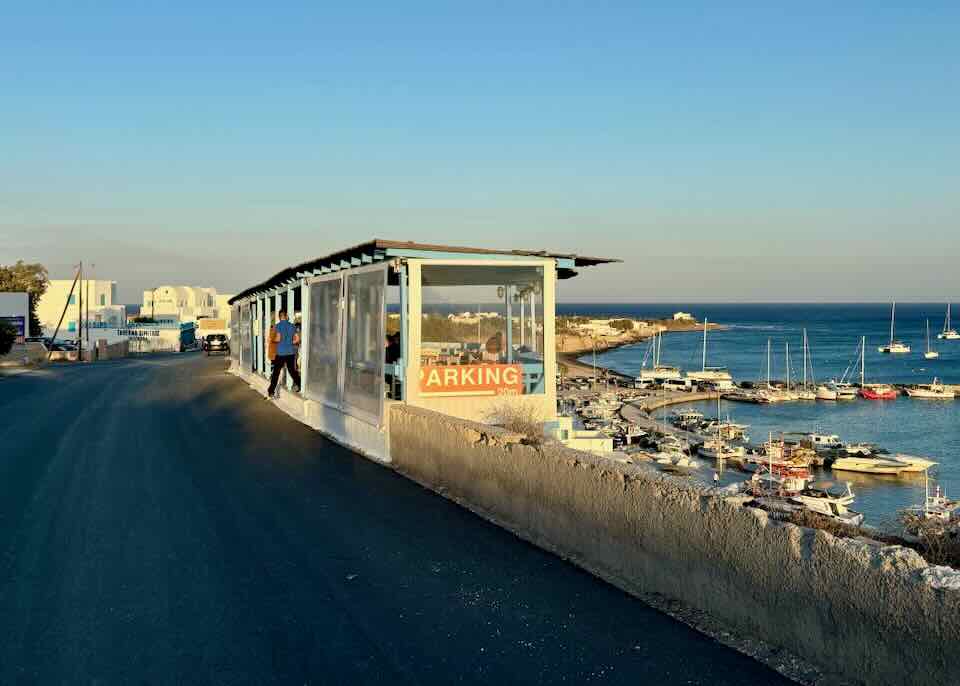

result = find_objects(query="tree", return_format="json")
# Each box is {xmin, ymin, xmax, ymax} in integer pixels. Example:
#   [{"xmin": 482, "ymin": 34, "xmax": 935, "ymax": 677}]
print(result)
[
  {"xmin": 0, "ymin": 261, "xmax": 49, "ymax": 335},
  {"xmin": 0, "ymin": 321, "xmax": 15, "ymax": 356},
  {"xmin": 610, "ymin": 319, "xmax": 634, "ymax": 332}
]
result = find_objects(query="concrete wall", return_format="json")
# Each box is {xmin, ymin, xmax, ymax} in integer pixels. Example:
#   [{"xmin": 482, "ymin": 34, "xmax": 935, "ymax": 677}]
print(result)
[{"xmin": 389, "ymin": 404, "xmax": 960, "ymax": 686}]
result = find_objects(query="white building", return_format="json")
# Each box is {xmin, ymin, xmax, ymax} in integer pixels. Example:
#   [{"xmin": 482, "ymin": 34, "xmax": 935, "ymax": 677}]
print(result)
[
  {"xmin": 0, "ymin": 292, "xmax": 31, "ymax": 340},
  {"xmin": 673, "ymin": 311, "xmax": 694, "ymax": 321},
  {"xmin": 36, "ymin": 279, "xmax": 125, "ymax": 339},
  {"xmin": 142, "ymin": 286, "xmax": 235, "ymax": 324}
]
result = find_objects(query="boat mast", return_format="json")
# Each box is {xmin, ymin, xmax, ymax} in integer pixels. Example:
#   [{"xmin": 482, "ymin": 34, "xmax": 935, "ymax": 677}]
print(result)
[
  {"xmin": 702, "ymin": 317, "xmax": 708, "ymax": 372},
  {"xmin": 802, "ymin": 329, "xmax": 808, "ymax": 389},
  {"xmin": 927, "ymin": 319, "xmax": 931, "ymax": 353},
  {"xmin": 764, "ymin": 339, "xmax": 769, "ymax": 387},
  {"xmin": 785, "ymin": 342, "xmax": 791, "ymax": 390},
  {"xmin": 890, "ymin": 301, "xmax": 896, "ymax": 345},
  {"xmin": 860, "ymin": 335, "xmax": 866, "ymax": 387}
]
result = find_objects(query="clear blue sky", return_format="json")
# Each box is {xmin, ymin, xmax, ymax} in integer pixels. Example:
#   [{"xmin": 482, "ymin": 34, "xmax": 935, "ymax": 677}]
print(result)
[{"xmin": 2, "ymin": 1, "xmax": 958, "ymax": 302}]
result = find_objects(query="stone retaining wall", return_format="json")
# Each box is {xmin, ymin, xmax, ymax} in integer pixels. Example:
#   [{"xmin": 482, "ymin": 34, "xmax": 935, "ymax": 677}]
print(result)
[{"xmin": 389, "ymin": 404, "xmax": 960, "ymax": 686}]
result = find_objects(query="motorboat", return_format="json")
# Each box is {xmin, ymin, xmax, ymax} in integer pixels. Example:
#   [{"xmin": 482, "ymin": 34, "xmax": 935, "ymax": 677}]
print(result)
[
  {"xmin": 888, "ymin": 454, "xmax": 938, "ymax": 473},
  {"xmin": 842, "ymin": 442, "xmax": 875, "ymax": 456},
  {"xmin": 831, "ymin": 455, "xmax": 907, "ymax": 475},
  {"xmin": 877, "ymin": 302, "xmax": 911, "ymax": 353},
  {"xmin": 804, "ymin": 433, "xmax": 843, "ymax": 451},
  {"xmin": 937, "ymin": 303, "xmax": 960, "ymax": 340},
  {"xmin": 698, "ymin": 439, "xmax": 746, "ymax": 461},
  {"xmin": 904, "ymin": 378, "xmax": 955, "ymax": 399},
  {"xmin": 790, "ymin": 482, "xmax": 865, "ymax": 526},
  {"xmin": 670, "ymin": 408, "xmax": 704, "ymax": 428}
]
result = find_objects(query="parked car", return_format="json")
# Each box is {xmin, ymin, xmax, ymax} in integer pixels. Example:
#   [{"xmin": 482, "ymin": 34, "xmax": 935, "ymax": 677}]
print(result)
[{"xmin": 205, "ymin": 334, "xmax": 229, "ymax": 356}]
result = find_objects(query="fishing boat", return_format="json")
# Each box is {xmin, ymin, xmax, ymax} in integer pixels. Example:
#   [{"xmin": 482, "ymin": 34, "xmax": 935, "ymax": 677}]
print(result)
[
  {"xmin": 905, "ymin": 471, "xmax": 959, "ymax": 521},
  {"xmin": 924, "ymin": 319, "xmax": 939, "ymax": 359},
  {"xmin": 937, "ymin": 303, "xmax": 960, "ymax": 340},
  {"xmin": 697, "ymin": 394, "xmax": 746, "ymax": 460},
  {"xmin": 858, "ymin": 336, "xmax": 898, "ymax": 400},
  {"xmin": 877, "ymin": 301, "xmax": 911, "ymax": 353},
  {"xmin": 831, "ymin": 455, "xmax": 907, "ymax": 475},
  {"xmin": 686, "ymin": 317, "xmax": 733, "ymax": 383},
  {"xmin": 905, "ymin": 377, "xmax": 955, "ymax": 399}
]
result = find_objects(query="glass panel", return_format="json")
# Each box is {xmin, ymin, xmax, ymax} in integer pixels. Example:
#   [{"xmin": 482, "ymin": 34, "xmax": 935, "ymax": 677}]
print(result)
[
  {"xmin": 420, "ymin": 264, "xmax": 545, "ymax": 396},
  {"xmin": 230, "ymin": 305, "xmax": 240, "ymax": 360},
  {"xmin": 343, "ymin": 268, "xmax": 385, "ymax": 423},
  {"xmin": 306, "ymin": 278, "xmax": 343, "ymax": 406},
  {"xmin": 240, "ymin": 304, "xmax": 252, "ymax": 370}
]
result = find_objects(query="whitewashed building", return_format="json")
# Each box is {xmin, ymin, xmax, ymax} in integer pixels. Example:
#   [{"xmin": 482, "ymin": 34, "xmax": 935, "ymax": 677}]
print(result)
[{"xmin": 36, "ymin": 279, "xmax": 125, "ymax": 339}]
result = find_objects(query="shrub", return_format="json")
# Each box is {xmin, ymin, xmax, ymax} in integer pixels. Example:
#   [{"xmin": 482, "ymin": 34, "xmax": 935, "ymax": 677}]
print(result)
[
  {"xmin": 486, "ymin": 401, "xmax": 545, "ymax": 446},
  {"xmin": 610, "ymin": 319, "xmax": 634, "ymax": 332},
  {"xmin": 898, "ymin": 512, "xmax": 960, "ymax": 568},
  {"xmin": 0, "ymin": 321, "xmax": 15, "ymax": 356}
]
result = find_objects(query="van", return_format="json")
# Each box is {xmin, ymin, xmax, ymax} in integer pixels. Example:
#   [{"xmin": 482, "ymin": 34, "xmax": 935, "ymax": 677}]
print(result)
[{"xmin": 663, "ymin": 378, "xmax": 693, "ymax": 392}]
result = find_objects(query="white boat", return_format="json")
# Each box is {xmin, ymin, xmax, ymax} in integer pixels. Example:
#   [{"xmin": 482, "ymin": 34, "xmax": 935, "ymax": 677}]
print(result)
[
  {"xmin": 937, "ymin": 303, "xmax": 960, "ymax": 340},
  {"xmin": 805, "ymin": 433, "xmax": 843, "ymax": 451},
  {"xmin": 906, "ymin": 471, "xmax": 959, "ymax": 521},
  {"xmin": 791, "ymin": 482, "xmax": 865, "ymax": 526},
  {"xmin": 905, "ymin": 378, "xmax": 955, "ymax": 400},
  {"xmin": 888, "ymin": 454, "xmax": 938, "ymax": 473},
  {"xmin": 698, "ymin": 439, "xmax": 746, "ymax": 460},
  {"xmin": 831, "ymin": 455, "xmax": 908, "ymax": 475},
  {"xmin": 815, "ymin": 384, "xmax": 838, "ymax": 401},
  {"xmin": 638, "ymin": 331, "xmax": 684, "ymax": 381},
  {"xmin": 842, "ymin": 442, "xmax": 875, "ymax": 456},
  {"xmin": 924, "ymin": 319, "xmax": 939, "ymax": 359},
  {"xmin": 877, "ymin": 301, "xmax": 911, "ymax": 353},
  {"xmin": 686, "ymin": 317, "xmax": 733, "ymax": 383}
]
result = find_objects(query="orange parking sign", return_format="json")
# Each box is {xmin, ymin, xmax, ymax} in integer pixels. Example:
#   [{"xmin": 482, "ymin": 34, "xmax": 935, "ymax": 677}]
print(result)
[{"xmin": 419, "ymin": 364, "xmax": 524, "ymax": 396}]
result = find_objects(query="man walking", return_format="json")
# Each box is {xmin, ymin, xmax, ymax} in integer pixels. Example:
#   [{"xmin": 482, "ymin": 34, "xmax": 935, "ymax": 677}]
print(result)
[{"xmin": 267, "ymin": 309, "xmax": 301, "ymax": 398}]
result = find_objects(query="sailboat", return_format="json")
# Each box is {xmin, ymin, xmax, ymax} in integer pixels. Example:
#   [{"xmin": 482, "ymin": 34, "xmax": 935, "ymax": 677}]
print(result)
[
  {"xmin": 877, "ymin": 302, "xmax": 911, "ymax": 353},
  {"xmin": 796, "ymin": 330, "xmax": 816, "ymax": 400},
  {"xmin": 686, "ymin": 317, "xmax": 733, "ymax": 384},
  {"xmin": 937, "ymin": 303, "xmax": 960, "ymax": 340},
  {"xmin": 859, "ymin": 336, "xmax": 898, "ymax": 399},
  {"xmin": 924, "ymin": 319, "xmax": 939, "ymax": 360},
  {"xmin": 638, "ymin": 330, "xmax": 682, "ymax": 382}
]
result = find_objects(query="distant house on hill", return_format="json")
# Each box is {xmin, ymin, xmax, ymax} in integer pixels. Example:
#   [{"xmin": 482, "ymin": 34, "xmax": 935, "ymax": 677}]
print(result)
[{"xmin": 673, "ymin": 311, "xmax": 694, "ymax": 321}]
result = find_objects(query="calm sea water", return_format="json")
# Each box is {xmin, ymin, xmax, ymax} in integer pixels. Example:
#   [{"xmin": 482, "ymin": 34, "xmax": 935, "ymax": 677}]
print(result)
[{"xmin": 562, "ymin": 303, "xmax": 960, "ymax": 525}]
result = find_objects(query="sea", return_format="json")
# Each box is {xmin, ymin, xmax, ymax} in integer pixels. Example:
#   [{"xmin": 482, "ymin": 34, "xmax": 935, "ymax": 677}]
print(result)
[{"xmin": 562, "ymin": 303, "xmax": 960, "ymax": 526}]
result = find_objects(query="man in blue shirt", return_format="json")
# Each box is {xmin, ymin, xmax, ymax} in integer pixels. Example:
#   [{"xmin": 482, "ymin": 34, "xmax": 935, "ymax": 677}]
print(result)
[{"xmin": 267, "ymin": 309, "xmax": 301, "ymax": 398}]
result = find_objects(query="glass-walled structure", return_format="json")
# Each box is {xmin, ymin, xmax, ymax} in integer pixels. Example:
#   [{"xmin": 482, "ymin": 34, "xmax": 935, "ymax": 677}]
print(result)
[{"xmin": 227, "ymin": 240, "xmax": 614, "ymax": 461}]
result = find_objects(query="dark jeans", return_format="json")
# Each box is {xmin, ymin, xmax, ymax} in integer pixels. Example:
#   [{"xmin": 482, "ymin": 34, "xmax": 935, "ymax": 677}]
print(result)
[{"xmin": 268, "ymin": 355, "xmax": 301, "ymax": 396}]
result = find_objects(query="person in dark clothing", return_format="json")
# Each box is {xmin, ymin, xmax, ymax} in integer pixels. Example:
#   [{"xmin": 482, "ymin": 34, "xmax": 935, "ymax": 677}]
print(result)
[
  {"xmin": 267, "ymin": 309, "xmax": 301, "ymax": 398},
  {"xmin": 385, "ymin": 332, "xmax": 401, "ymax": 364}
]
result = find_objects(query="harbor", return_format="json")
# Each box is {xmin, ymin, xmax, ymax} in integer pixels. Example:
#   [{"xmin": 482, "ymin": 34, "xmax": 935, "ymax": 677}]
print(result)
[{"xmin": 559, "ymin": 302, "xmax": 960, "ymax": 528}]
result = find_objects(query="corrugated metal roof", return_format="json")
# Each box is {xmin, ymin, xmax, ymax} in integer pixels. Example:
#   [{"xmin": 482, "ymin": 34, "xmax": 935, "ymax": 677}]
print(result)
[{"xmin": 229, "ymin": 239, "xmax": 618, "ymax": 304}]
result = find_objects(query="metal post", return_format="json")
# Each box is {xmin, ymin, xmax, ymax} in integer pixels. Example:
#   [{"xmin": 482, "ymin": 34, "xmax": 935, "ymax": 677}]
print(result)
[
  {"xmin": 78, "ymin": 261, "xmax": 83, "ymax": 363},
  {"xmin": 300, "ymin": 281, "xmax": 310, "ymax": 396},
  {"xmin": 505, "ymin": 286, "xmax": 513, "ymax": 363},
  {"xmin": 399, "ymin": 263, "xmax": 408, "ymax": 401}
]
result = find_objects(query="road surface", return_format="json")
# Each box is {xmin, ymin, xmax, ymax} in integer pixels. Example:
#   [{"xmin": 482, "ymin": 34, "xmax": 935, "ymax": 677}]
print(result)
[{"xmin": 0, "ymin": 354, "xmax": 791, "ymax": 684}]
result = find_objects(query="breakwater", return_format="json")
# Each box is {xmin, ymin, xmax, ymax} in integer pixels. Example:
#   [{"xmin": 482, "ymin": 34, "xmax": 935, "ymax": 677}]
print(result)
[{"xmin": 389, "ymin": 404, "xmax": 960, "ymax": 686}]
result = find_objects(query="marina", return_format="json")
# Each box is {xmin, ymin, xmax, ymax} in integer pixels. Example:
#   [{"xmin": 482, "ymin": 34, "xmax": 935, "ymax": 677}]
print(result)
[{"xmin": 562, "ymin": 302, "xmax": 960, "ymax": 526}]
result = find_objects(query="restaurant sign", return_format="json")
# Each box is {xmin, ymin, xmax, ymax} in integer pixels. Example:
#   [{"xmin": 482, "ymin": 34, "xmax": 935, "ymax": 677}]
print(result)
[{"xmin": 419, "ymin": 363, "xmax": 524, "ymax": 396}]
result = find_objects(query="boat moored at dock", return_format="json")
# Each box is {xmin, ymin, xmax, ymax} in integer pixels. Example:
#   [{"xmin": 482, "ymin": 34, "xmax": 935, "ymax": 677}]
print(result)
[{"xmin": 905, "ymin": 378, "xmax": 955, "ymax": 399}]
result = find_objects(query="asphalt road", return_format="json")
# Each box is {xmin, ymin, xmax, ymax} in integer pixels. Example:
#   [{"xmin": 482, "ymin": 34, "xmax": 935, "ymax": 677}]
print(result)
[{"xmin": 0, "ymin": 353, "xmax": 792, "ymax": 685}]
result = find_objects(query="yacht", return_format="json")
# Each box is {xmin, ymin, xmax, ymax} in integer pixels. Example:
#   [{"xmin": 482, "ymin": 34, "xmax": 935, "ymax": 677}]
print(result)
[
  {"xmin": 905, "ymin": 378, "xmax": 955, "ymax": 400},
  {"xmin": 686, "ymin": 317, "xmax": 734, "ymax": 384},
  {"xmin": 888, "ymin": 454, "xmax": 938, "ymax": 473},
  {"xmin": 804, "ymin": 433, "xmax": 843, "ymax": 451},
  {"xmin": 815, "ymin": 384, "xmax": 838, "ymax": 401},
  {"xmin": 831, "ymin": 455, "xmax": 907, "ymax": 475},
  {"xmin": 937, "ymin": 303, "xmax": 960, "ymax": 340},
  {"xmin": 791, "ymin": 482, "xmax": 865, "ymax": 526},
  {"xmin": 877, "ymin": 302, "xmax": 911, "ymax": 353},
  {"xmin": 638, "ymin": 331, "xmax": 683, "ymax": 381}
]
